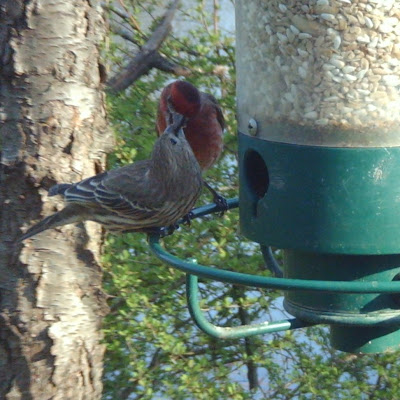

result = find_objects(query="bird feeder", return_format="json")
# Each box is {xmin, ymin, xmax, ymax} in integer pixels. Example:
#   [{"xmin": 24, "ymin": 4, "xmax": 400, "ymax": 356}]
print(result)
[
  {"xmin": 237, "ymin": 0, "xmax": 400, "ymax": 353},
  {"xmin": 150, "ymin": 0, "xmax": 400, "ymax": 354}
]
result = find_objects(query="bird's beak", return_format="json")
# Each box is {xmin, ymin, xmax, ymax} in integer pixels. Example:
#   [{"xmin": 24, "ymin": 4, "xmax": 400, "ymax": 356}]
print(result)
[{"xmin": 164, "ymin": 113, "xmax": 187, "ymax": 136}]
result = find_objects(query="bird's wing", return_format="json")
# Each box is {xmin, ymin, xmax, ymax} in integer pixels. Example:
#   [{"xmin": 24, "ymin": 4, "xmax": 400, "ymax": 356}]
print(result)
[
  {"xmin": 63, "ymin": 172, "xmax": 107, "ymax": 202},
  {"xmin": 202, "ymin": 93, "xmax": 225, "ymax": 131},
  {"xmin": 98, "ymin": 162, "xmax": 165, "ymax": 220},
  {"xmin": 64, "ymin": 162, "xmax": 163, "ymax": 220}
]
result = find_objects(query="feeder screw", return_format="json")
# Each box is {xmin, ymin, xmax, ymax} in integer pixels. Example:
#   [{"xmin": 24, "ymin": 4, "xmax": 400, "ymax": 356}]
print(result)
[{"xmin": 247, "ymin": 118, "xmax": 258, "ymax": 136}]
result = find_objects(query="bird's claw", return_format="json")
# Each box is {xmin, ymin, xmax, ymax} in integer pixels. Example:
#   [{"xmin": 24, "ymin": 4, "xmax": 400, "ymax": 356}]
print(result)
[
  {"xmin": 158, "ymin": 223, "xmax": 180, "ymax": 238},
  {"xmin": 213, "ymin": 194, "xmax": 229, "ymax": 216},
  {"xmin": 153, "ymin": 215, "xmax": 196, "ymax": 238},
  {"xmin": 181, "ymin": 211, "xmax": 194, "ymax": 226},
  {"xmin": 203, "ymin": 181, "xmax": 228, "ymax": 217}
]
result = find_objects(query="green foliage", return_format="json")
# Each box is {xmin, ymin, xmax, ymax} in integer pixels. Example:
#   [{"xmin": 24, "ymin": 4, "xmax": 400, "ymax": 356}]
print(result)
[{"xmin": 102, "ymin": 1, "xmax": 400, "ymax": 399}]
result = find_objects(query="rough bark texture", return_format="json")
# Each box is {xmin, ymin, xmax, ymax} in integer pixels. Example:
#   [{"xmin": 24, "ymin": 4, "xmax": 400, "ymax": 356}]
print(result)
[{"xmin": 0, "ymin": 1, "xmax": 113, "ymax": 398}]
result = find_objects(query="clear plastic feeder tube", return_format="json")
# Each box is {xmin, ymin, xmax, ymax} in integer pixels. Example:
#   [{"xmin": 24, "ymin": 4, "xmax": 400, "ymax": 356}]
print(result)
[{"xmin": 236, "ymin": 0, "xmax": 400, "ymax": 147}]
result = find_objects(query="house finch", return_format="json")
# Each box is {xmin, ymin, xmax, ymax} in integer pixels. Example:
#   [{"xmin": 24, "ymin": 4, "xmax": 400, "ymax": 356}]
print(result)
[
  {"xmin": 19, "ymin": 113, "xmax": 203, "ymax": 241},
  {"xmin": 156, "ymin": 80, "xmax": 227, "ymax": 210}
]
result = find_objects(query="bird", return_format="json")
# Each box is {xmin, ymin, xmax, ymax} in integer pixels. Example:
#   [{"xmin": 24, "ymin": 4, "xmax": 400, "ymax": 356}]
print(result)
[
  {"xmin": 18, "ymin": 112, "xmax": 203, "ymax": 241},
  {"xmin": 156, "ymin": 80, "xmax": 227, "ymax": 211}
]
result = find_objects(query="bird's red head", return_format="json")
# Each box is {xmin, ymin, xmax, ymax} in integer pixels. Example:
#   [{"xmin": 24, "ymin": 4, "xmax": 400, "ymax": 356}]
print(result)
[{"xmin": 169, "ymin": 81, "xmax": 202, "ymax": 118}]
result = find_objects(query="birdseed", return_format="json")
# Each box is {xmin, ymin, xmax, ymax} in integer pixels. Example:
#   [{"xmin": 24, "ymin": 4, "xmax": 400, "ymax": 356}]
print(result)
[{"xmin": 236, "ymin": 0, "xmax": 400, "ymax": 143}]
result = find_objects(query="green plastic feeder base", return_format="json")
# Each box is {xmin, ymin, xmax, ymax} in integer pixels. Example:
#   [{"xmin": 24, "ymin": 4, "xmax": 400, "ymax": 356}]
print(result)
[
  {"xmin": 238, "ymin": 131, "xmax": 400, "ymax": 352},
  {"xmin": 239, "ymin": 132, "xmax": 400, "ymax": 254},
  {"xmin": 283, "ymin": 250, "xmax": 400, "ymax": 325},
  {"xmin": 148, "ymin": 200, "xmax": 400, "ymax": 354},
  {"xmin": 283, "ymin": 250, "xmax": 400, "ymax": 352},
  {"xmin": 331, "ymin": 326, "xmax": 400, "ymax": 353}
]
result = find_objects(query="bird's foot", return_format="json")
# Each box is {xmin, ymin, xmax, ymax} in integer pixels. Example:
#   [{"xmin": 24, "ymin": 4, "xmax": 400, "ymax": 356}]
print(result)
[
  {"xmin": 181, "ymin": 211, "xmax": 194, "ymax": 226},
  {"xmin": 203, "ymin": 181, "xmax": 229, "ymax": 216},
  {"xmin": 158, "ymin": 223, "xmax": 180, "ymax": 238},
  {"xmin": 213, "ymin": 193, "xmax": 229, "ymax": 216}
]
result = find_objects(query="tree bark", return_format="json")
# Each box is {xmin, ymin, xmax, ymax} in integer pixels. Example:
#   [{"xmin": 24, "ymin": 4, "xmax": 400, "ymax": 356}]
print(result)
[{"xmin": 0, "ymin": 1, "xmax": 113, "ymax": 398}]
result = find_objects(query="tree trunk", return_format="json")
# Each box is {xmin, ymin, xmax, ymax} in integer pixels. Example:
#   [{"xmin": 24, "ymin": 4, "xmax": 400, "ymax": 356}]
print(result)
[{"xmin": 0, "ymin": 1, "xmax": 113, "ymax": 398}]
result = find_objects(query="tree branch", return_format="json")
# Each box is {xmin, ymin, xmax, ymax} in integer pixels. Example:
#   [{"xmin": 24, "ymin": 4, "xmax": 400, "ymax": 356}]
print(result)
[
  {"xmin": 102, "ymin": 2, "xmax": 143, "ymax": 34},
  {"xmin": 107, "ymin": 0, "xmax": 187, "ymax": 93},
  {"xmin": 150, "ymin": 54, "xmax": 191, "ymax": 76},
  {"xmin": 234, "ymin": 287, "xmax": 259, "ymax": 390},
  {"xmin": 109, "ymin": 20, "xmax": 140, "ymax": 46}
]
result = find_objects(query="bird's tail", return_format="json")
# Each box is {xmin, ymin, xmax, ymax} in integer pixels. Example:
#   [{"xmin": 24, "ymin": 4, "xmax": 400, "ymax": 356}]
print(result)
[{"xmin": 18, "ymin": 205, "xmax": 85, "ymax": 242}]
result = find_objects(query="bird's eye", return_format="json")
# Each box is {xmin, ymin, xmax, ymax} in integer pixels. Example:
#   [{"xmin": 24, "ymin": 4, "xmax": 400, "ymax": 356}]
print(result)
[{"xmin": 170, "ymin": 137, "xmax": 178, "ymax": 145}]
